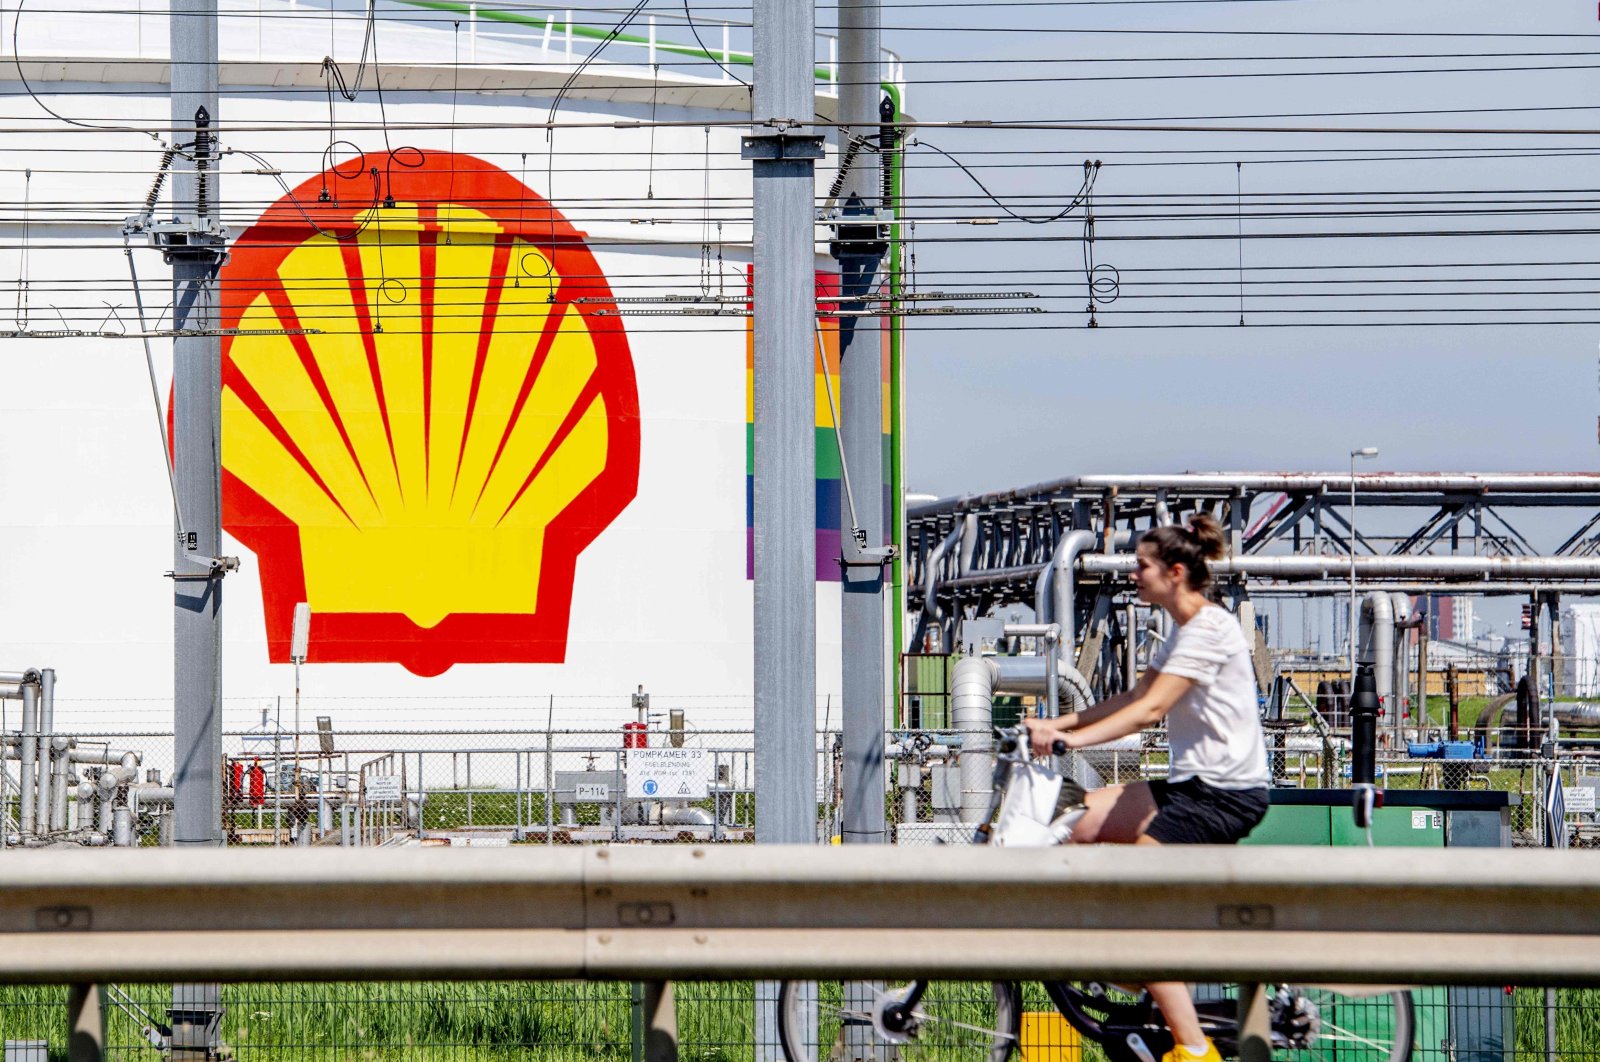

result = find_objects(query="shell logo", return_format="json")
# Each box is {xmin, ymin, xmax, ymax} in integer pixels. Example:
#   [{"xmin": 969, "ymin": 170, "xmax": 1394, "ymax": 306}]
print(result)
[{"xmin": 218, "ymin": 152, "xmax": 639, "ymax": 676}]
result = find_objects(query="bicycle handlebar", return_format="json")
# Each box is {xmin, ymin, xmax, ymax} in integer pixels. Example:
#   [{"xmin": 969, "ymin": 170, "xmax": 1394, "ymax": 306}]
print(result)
[{"xmin": 994, "ymin": 726, "xmax": 1068, "ymax": 758}]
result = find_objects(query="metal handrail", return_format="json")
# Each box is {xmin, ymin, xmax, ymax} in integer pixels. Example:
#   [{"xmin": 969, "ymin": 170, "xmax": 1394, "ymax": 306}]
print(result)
[{"xmin": 4, "ymin": 845, "xmax": 1600, "ymax": 983}]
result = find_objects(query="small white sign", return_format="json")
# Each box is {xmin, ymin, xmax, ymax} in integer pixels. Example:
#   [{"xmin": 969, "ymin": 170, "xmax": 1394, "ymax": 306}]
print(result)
[
  {"xmin": 575, "ymin": 783, "xmax": 611, "ymax": 801},
  {"xmin": 627, "ymin": 748, "xmax": 711, "ymax": 799},
  {"xmin": 1564, "ymin": 786, "xmax": 1597, "ymax": 814},
  {"xmin": 449, "ymin": 836, "xmax": 510, "ymax": 848},
  {"xmin": 365, "ymin": 775, "xmax": 402, "ymax": 802},
  {"xmin": 1411, "ymin": 809, "xmax": 1441, "ymax": 830}
]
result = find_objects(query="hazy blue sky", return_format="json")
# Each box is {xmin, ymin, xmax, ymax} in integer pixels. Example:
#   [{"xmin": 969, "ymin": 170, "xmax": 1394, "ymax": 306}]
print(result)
[{"xmin": 876, "ymin": 0, "xmax": 1599, "ymax": 512}]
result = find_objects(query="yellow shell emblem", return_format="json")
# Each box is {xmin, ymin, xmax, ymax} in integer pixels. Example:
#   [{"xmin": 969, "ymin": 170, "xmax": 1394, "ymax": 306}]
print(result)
[{"xmin": 218, "ymin": 152, "xmax": 639, "ymax": 676}]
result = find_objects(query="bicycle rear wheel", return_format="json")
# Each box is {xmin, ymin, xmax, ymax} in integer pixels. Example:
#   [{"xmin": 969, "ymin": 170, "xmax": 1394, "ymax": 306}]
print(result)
[{"xmin": 777, "ymin": 980, "xmax": 1020, "ymax": 1062}]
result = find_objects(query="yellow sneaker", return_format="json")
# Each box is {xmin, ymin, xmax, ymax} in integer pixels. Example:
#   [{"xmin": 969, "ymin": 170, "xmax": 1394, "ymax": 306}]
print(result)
[{"xmin": 1160, "ymin": 1038, "xmax": 1223, "ymax": 1062}]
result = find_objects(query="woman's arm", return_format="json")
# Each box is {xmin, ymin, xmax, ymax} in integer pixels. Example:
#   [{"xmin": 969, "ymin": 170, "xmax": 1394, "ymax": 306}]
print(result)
[
  {"xmin": 1024, "ymin": 669, "xmax": 1155, "ymax": 755},
  {"xmin": 1058, "ymin": 670, "xmax": 1194, "ymax": 750}
]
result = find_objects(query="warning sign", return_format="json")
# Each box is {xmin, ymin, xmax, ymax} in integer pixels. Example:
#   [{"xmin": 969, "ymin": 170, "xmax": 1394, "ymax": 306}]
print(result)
[{"xmin": 627, "ymin": 748, "xmax": 711, "ymax": 799}]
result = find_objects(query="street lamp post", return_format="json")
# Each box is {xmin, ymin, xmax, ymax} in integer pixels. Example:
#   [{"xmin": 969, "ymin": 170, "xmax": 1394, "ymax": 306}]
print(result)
[{"xmin": 1349, "ymin": 448, "xmax": 1379, "ymax": 685}]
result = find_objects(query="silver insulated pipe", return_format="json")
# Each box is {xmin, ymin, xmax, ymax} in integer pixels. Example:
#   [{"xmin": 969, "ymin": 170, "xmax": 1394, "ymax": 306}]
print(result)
[
  {"xmin": 34, "ymin": 669, "xmax": 55, "ymax": 837},
  {"xmin": 18, "ymin": 681, "xmax": 38, "ymax": 836},
  {"xmin": 1359, "ymin": 591, "xmax": 1396, "ymax": 717},
  {"xmin": 951, "ymin": 654, "xmax": 1097, "ymax": 825}
]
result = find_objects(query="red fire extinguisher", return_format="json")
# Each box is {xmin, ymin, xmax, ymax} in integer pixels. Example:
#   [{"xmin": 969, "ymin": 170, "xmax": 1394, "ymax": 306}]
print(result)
[
  {"xmin": 230, "ymin": 760, "xmax": 245, "ymax": 801},
  {"xmin": 248, "ymin": 759, "xmax": 266, "ymax": 808}
]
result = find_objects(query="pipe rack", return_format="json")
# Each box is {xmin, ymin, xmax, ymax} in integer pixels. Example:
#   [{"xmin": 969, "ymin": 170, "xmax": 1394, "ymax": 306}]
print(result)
[{"xmin": 0, "ymin": 667, "xmax": 144, "ymax": 846}]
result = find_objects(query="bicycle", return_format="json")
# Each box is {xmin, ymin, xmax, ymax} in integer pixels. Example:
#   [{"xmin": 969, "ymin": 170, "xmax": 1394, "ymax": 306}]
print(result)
[{"xmin": 776, "ymin": 725, "xmax": 1414, "ymax": 1062}]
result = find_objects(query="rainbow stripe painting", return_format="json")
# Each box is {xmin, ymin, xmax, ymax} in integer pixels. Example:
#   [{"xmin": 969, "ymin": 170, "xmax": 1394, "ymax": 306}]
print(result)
[{"xmin": 746, "ymin": 271, "xmax": 891, "ymax": 582}]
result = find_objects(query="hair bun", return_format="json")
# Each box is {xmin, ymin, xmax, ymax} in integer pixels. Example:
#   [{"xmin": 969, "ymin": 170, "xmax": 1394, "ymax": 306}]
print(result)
[{"xmin": 1187, "ymin": 513, "xmax": 1228, "ymax": 562}]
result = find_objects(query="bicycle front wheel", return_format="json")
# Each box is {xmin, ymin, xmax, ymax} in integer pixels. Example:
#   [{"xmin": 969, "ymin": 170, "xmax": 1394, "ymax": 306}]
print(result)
[
  {"xmin": 776, "ymin": 980, "xmax": 1020, "ymax": 1062},
  {"xmin": 1275, "ymin": 986, "xmax": 1414, "ymax": 1062}
]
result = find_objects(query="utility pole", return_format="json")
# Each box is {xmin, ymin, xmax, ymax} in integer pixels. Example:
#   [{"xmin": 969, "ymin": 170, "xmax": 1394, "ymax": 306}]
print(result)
[
  {"xmin": 747, "ymin": 4, "xmax": 821, "ymax": 1055},
  {"xmin": 746, "ymin": 0, "xmax": 820, "ymax": 845},
  {"xmin": 834, "ymin": 0, "xmax": 888, "ymax": 847},
  {"xmin": 170, "ymin": 0, "xmax": 227, "ymax": 847}
]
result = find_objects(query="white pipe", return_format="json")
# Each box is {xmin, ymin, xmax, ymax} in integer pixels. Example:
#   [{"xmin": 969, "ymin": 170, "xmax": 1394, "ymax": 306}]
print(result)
[
  {"xmin": 663, "ymin": 806, "xmax": 715, "ymax": 827},
  {"xmin": 951, "ymin": 654, "xmax": 1098, "ymax": 825},
  {"xmin": 49, "ymin": 736, "xmax": 70, "ymax": 833},
  {"xmin": 18, "ymin": 682, "xmax": 37, "ymax": 836},
  {"xmin": 112, "ymin": 806, "xmax": 133, "ymax": 847},
  {"xmin": 1359, "ymin": 591, "xmax": 1395, "ymax": 717},
  {"xmin": 957, "ymin": 514, "xmax": 979, "ymax": 576},
  {"xmin": 1034, "ymin": 529, "xmax": 1097, "ymax": 642},
  {"xmin": 951, "ymin": 656, "xmax": 996, "ymax": 825},
  {"xmin": 130, "ymin": 785, "xmax": 175, "ymax": 812},
  {"xmin": 910, "ymin": 473, "xmax": 1600, "ymax": 519},
  {"xmin": 97, "ymin": 765, "xmax": 139, "ymax": 794},
  {"xmin": 66, "ymin": 748, "xmax": 141, "ymax": 767},
  {"xmin": 921, "ymin": 524, "xmax": 963, "ymax": 648},
  {"xmin": 1079, "ymin": 554, "xmax": 1600, "ymax": 580},
  {"xmin": 1390, "ymin": 592, "xmax": 1412, "ymax": 736},
  {"xmin": 35, "ymin": 670, "xmax": 54, "ymax": 836},
  {"xmin": 988, "ymin": 656, "xmax": 1093, "ymax": 712}
]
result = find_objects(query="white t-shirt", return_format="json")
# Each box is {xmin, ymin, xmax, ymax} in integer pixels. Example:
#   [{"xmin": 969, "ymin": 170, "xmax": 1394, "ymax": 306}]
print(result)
[{"xmin": 1148, "ymin": 605, "xmax": 1270, "ymax": 790}]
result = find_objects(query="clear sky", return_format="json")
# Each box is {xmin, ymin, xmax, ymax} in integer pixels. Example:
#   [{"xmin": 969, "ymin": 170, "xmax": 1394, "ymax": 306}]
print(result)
[{"xmin": 875, "ymin": 0, "xmax": 1599, "ymax": 508}]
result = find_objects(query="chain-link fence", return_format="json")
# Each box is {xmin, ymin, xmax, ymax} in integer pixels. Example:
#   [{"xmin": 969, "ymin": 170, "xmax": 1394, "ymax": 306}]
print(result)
[
  {"xmin": 4, "ymin": 981, "xmax": 1600, "ymax": 1060},
  {"xmin": 7, "ymin": 723, "xmax": 1600, "ymax": 849}
]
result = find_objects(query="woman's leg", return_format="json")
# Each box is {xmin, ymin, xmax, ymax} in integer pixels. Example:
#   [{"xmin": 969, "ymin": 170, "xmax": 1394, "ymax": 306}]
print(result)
[
  {"xmin": 1066, "ymin": 782, "xmax": 1160, "ymax": 845},
  {"xmin": 1072, "ymin": 788, "xmax": 1210, "ymax": 1052},
  {"xmin": 1147, "ymin": 981, "xmax": 1207, "ymax": 1052}
]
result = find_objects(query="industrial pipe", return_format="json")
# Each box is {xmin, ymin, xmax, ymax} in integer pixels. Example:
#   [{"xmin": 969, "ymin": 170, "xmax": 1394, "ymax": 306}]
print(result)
[
  {"xmin": 950, "ymin": 657, "xmax": 995, "ymax": 826},
  {"xmin": 921, "ymin": 524, "xmax": 963, "ymax": 650},
  {"xmin": 1391, "ymin": 593, "xmax": 1415, "ymax": 743},
  {"xmin": 663, "ymin": 806, "xmax": 716, "ymax": 827},
  {"xmin": 67, "ymin": 748, "xmax": 141, "ymax": 768},
  {"xmin": 1033, "ymin": 529, "xmax": 1096, "ymax": 643},
  {"xmin": 36, "ymin": 669, "xmax": 54, "ymax": 836},
  {"xmin": 909, "ymin": 473, "xmax": 1600, "ymax": 520},
  {"xmin": 19, "ymin": 682, "xmax": 37, "ymax": 836},
  {"xmin": 49, "ymin": 736, "xmax": 71, "ymax": 834},
  {"xmin": 1358, "ymin": 592, "xmax": 1395, "ymax": 717},
  {"xmin": 1078, "ymin": 554, "xmax": 1600, "ymax": 581},
  {"xmin": 951, "ymin": 653, "xmax": 1104, "ymax": 824},
  {"xmin": 1554, "ymin": 703, "xmax": 1600, "ymax": 729},
  {"xmin": 987, "ymin": 657, "xmax": 1094, "ymax": 711}
]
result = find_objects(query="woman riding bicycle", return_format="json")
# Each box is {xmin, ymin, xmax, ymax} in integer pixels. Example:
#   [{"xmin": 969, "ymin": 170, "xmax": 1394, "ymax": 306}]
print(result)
[{"xmin": 1023, "ymin": 513, "xmax": 1269, "ymax": 1062}]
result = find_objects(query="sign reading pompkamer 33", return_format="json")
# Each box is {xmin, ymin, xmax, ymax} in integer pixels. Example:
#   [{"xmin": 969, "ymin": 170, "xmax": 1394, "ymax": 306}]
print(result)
[{"xmin": 627, "ymin": 749, "xmax": 711, "ymax": 800}]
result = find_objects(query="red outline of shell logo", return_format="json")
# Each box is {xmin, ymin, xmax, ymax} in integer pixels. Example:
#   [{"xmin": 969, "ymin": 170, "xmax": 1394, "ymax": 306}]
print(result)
[{"xmin": 218, "ymin": 152, "xmax": 639, "ymax": 676}]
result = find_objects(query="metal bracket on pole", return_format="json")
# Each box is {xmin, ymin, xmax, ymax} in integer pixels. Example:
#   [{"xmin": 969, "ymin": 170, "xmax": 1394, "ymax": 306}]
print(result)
[
  {"xmin": 740, "ymin": 134, "xmax": 826, "ymax": 161},
  {"xmin": 124, "ymin": 110, "xmax": 230, "ymax": 266},
  {"xmin": 841, "ymin": 542, "xmax": 898, "ymax": 568},
  {"xmin": 164, "ymin": 554, "xmax": 240, "ymax": 581}
]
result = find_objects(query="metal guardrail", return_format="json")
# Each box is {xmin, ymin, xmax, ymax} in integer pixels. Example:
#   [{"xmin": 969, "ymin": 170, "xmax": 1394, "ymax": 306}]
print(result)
[{"xmin": 4, "ymin": 846, "xmax": 1600, "ymax": 985}]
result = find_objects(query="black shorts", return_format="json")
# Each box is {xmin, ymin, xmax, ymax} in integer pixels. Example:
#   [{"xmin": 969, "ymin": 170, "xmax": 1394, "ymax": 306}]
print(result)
[{"xmin": 1146, "ymin": 776, "xmax": 1268, "ymax": 845}]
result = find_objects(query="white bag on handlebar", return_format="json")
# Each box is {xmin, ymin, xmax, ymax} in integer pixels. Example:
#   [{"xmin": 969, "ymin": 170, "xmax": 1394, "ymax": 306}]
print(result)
[{"xmin": 991, "ymin": 761, "xmax": 1066, "ymax": 847}]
